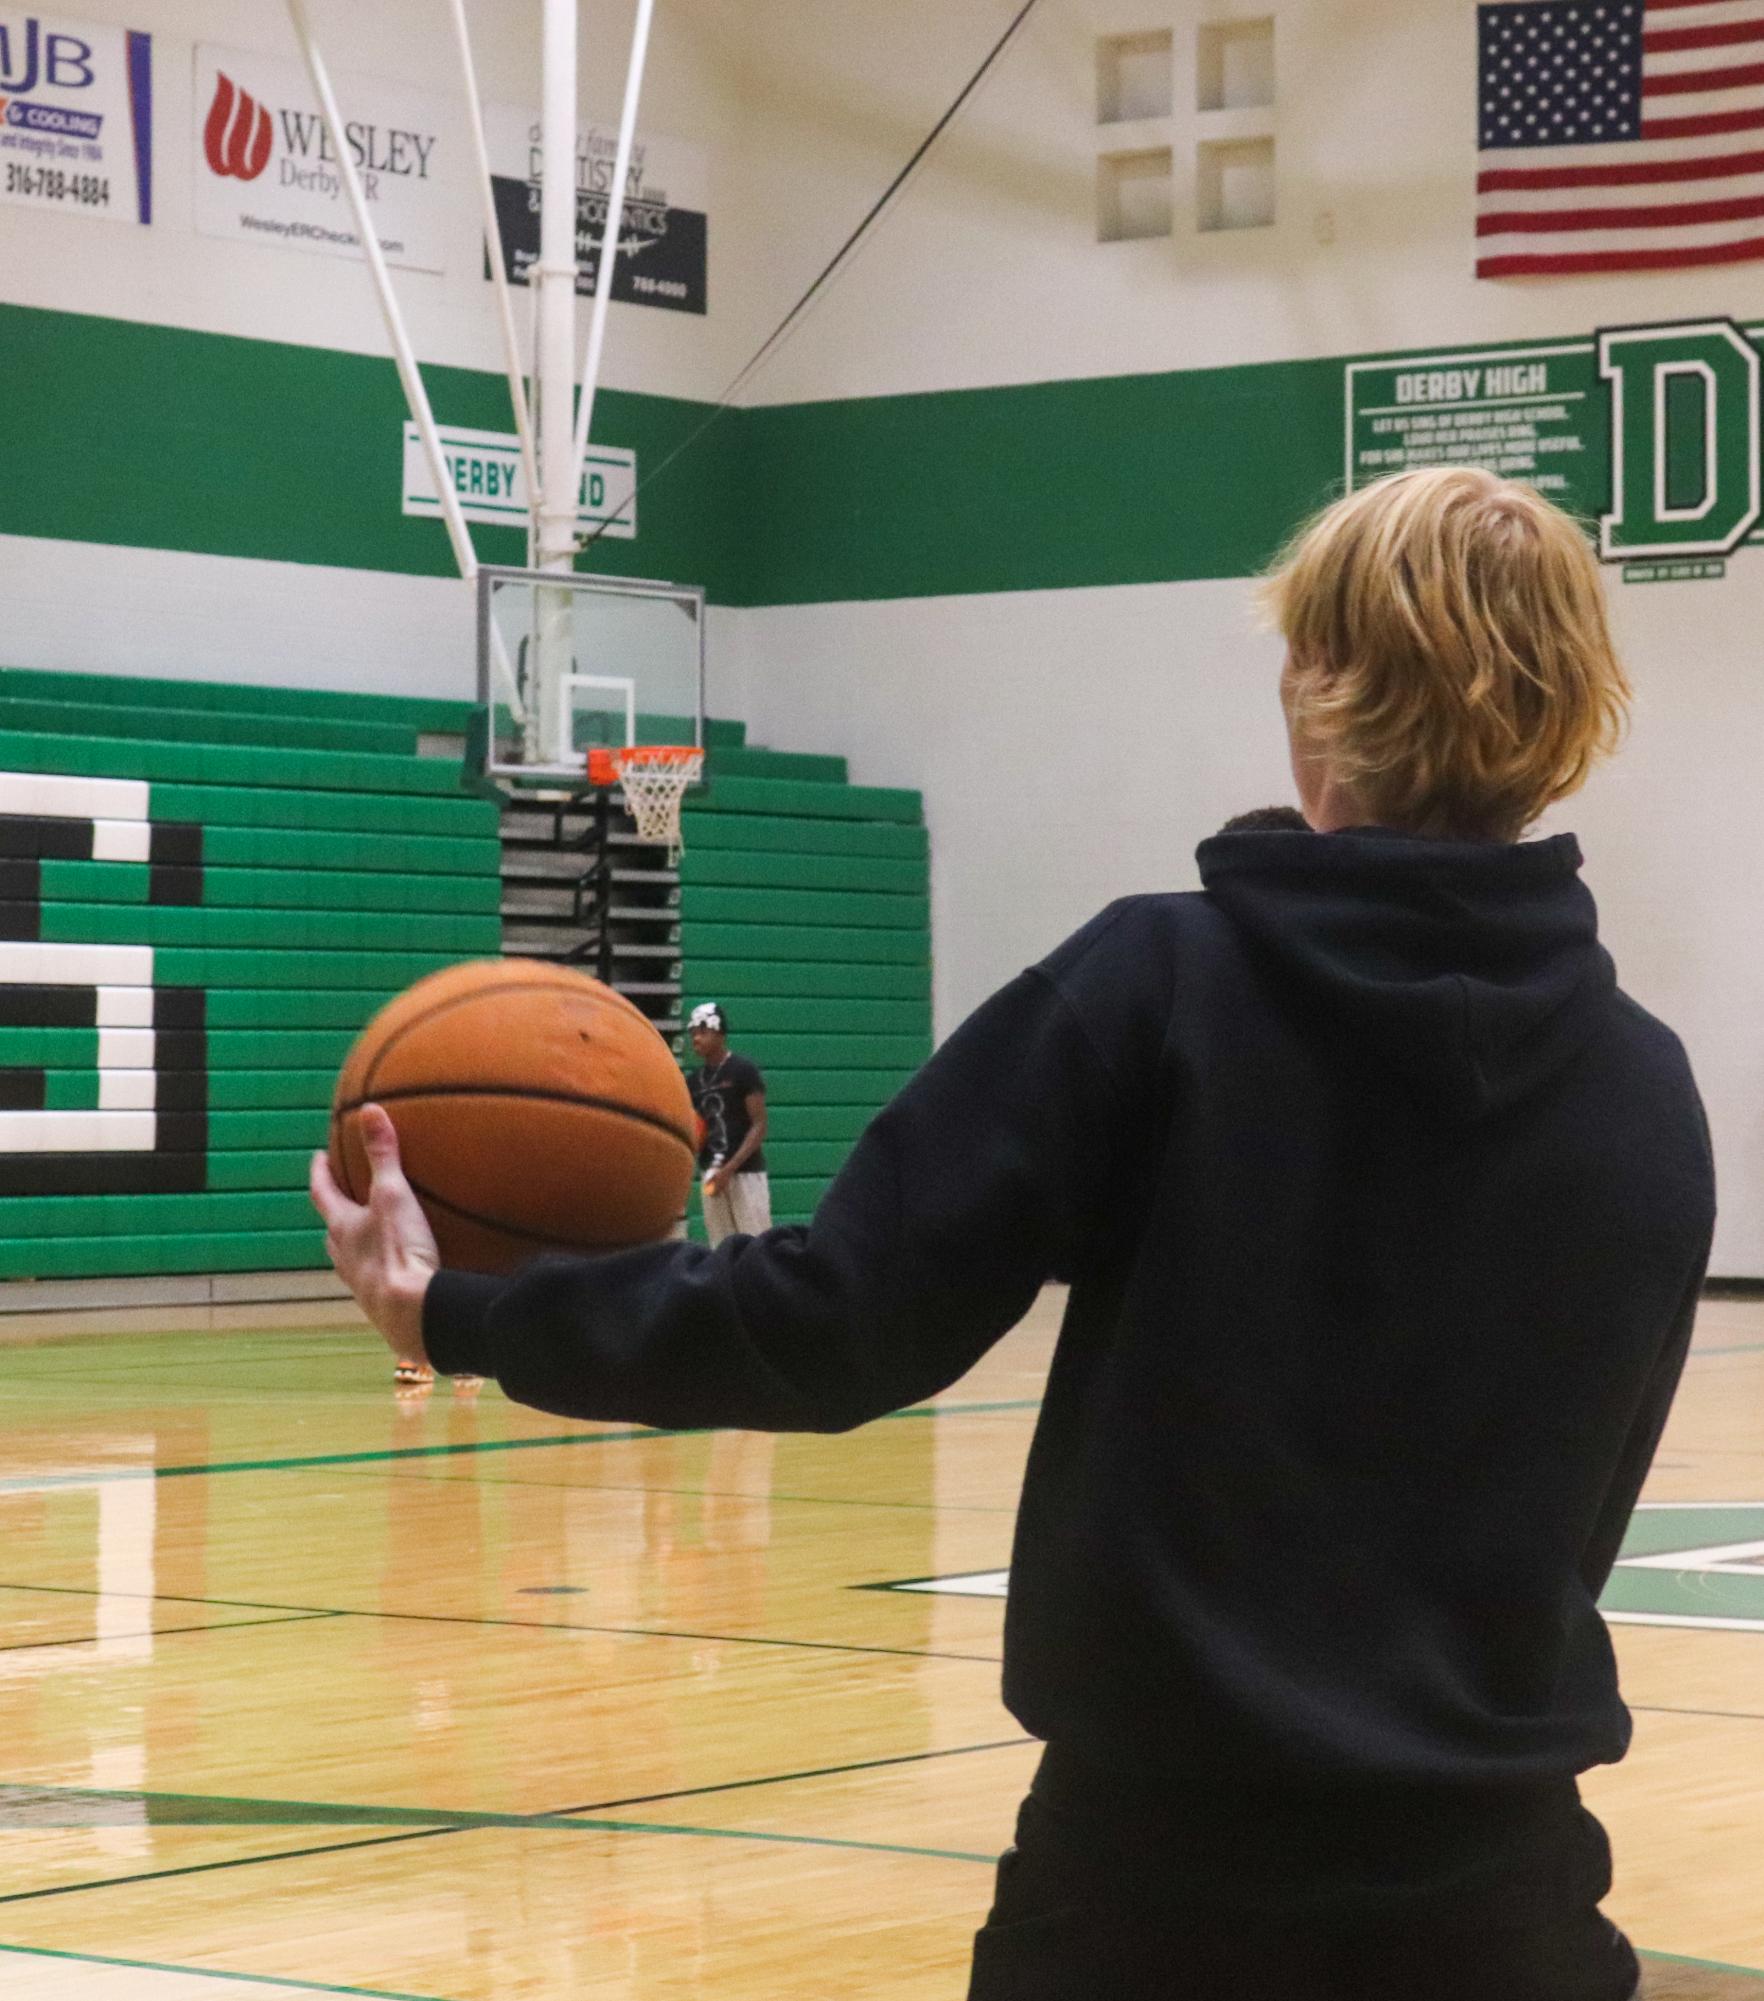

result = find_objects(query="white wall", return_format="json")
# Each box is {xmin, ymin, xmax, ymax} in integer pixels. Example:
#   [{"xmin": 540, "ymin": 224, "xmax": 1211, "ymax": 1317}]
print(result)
[
  {"xmin": 713, "ymin": 0, "xmax": 1764, "ymax": 1272},
  {"xmin": 736, "ymin": 574, "xmax": 1764, "ymax": 1278},
  {"xmin": 735, "ymin": 0, "xmax": 1762, "ymax": 404}
]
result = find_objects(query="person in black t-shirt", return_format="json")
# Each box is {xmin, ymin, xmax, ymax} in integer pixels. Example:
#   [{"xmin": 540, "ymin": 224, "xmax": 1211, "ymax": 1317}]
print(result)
[{"xmin": 684, "ymin": 1002, "xmax": 771, "ymax": 1246}]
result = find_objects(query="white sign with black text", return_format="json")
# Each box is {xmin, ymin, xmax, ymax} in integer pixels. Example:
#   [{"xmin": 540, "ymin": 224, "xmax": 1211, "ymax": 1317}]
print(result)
[{"xmin": 484, "ymin": 101, "xmax": 708, "ymax": 315}]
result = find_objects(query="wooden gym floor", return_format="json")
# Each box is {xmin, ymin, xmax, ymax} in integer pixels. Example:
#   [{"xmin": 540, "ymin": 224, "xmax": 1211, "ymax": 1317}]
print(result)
[{"xmin": 0, "ymin": 1288, "xmax": 1760, "ymax": 1999}]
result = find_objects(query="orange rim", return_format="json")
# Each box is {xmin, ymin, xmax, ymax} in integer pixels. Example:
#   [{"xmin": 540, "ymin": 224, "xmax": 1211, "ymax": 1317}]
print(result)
[{"xmin": 586, "ymin": 744, "xmax": 702, "ymax": 785}]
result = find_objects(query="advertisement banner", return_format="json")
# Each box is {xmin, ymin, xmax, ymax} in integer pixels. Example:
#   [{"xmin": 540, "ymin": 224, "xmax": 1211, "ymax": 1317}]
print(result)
[
  {"xmin": 485, "ymin": 102, "xmax": 707, "ymax": 315},
  {"xmin": 401, "ymin": 422, "xmax": 637, "ymax": 541},
  {"xmin": 0, "ymin": 10, "xmax": 152, "ymax": 225},
  {"xmin": 193, "ymin": 43, "xmax": 449, "ymax": 272}
]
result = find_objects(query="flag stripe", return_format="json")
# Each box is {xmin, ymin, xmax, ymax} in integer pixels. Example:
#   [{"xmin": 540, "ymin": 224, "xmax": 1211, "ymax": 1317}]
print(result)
[
  {"xmin": 1642, "ymin": 55, "xmax": 1764, "ymax": 90},
  {"xmin": 1481, "ymin": 172, "xmax": 1764, "ymax": 214},
  {"xmin": 1643, "ymin": 101, "xmax": 1764, "ymax": 134},
  {"xmin": 1478, "ymin": 230, "xmax": 1764, "ymax": 274},
  {"xmin": 1646, "ymin": 17, "xmax": 1764, "ymax": 49},
  {"xmin": 1479, "ymin": 145, "xmax": 1764, "ymax": 189},
  {"xmin": 1479, "ymin": 187, "xmax": 1764, "ymax": 229},
  {"xmin": 1650, "ymin": 0, "xmax": 1764, "ymax": 23},
  {"xmin": 1646, "ymin": 0, "xmax": 1761, "ymax": 12}
]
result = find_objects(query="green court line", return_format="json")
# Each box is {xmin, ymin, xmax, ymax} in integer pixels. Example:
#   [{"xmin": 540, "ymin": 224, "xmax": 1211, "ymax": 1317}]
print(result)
[
  {"xmin": 0, "ymin": 1928, "xmax": 1758, "ymax": 1994},
  {"xmin": 3, "ymin": 1793, "xmax": 1758, "ymax": 1980},
  {"xmin": 0, "ymin": 1785, "xmax": 994, "ymax": 1860},
  {"xmin": 0, "ymin": 1612, "xmax": 337, "ymax": 1657},
  {"xmin": 1639, "ymin": 1948, "xmax": 1764, "ymax": 1980},
  {"xmin": 0, "ymin": 1398, "xmax": 1043, "ymax": 1494},
  {"xmin": 0, "ymin": 1739, "xmax": 1027, "ymax": 1911},
  {"xmin": 1632, "ymin": 1702, "xmax": 1764, "ymax": 1724},
  {"xmin": 0, "ymin": 1941, "xmax": 445, "ymax": 2000},
  {"xmin": 340, "ymin": 1467, "xmax": 1018, "ymax": 1516}
]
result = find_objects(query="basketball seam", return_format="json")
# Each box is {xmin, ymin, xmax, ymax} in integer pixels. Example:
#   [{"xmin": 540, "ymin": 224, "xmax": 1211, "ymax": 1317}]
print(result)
[
  {"xmin": 405, "ymin": 1174, "xmax": 651, "ymax": 1254},
  {"xmin": 332, "ymin": 1084, "xmax": 696, "ymax": 1156},
  {"xmin": 358, "ymin": 969, "xmax": 652, "ymax": 1103}
]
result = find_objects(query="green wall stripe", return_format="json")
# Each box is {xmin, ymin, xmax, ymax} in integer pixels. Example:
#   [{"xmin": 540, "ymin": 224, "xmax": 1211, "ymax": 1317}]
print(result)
[
  {"xmin": 736, "ymin": 359, "xmax": 1344, "ymax": 603},
  {"xmin": 0, "ymin": 303, "xmax": 741, "ymax": 598}
]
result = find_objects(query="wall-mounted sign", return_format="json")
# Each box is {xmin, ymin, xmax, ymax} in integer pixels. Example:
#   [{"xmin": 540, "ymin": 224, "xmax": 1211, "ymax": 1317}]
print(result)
[
  {"xmin": 1347, "ymin": 317, "xmax": 1764, "ymax": 581},
  {"xmin": 0, "ymin": 10, "xmax": 153, "ymax": 225},
  {"xmin": 485, "ymin": 103, "xmax": 707, "ymax": 316},
  {"xmin": 193, "ymin": 43, "xmax": 449, "ymax": 273},
  {"xmin": 400, "ymin": 422, "xmax": 637, "ymax": 541}
]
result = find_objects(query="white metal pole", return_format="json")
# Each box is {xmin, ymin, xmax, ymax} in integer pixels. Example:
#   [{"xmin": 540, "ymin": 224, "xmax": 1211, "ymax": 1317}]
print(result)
[
  {"xmin": 444, "ymin": 0, "xmax": 540, "ymax": 510},
  {"xmin": 284, "ymin": 0, "xmax": 525, "ymax": 723},
  {"xmin": 533, "ymin": 0, "xmax": 581, "ymax": 765},
  {"xmin": 286, "ymin": 0, "xmax": 477, "ymax": 583},
  {"xmin": 570, "ymin": 0, "xmax": 654, "ymax": 503}
]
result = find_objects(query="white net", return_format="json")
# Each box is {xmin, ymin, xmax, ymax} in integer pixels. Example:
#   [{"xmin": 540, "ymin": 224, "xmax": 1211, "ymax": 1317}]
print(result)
[{"xmin": 613, "ymin": 746, "xmax": 704, "ymax": 860}]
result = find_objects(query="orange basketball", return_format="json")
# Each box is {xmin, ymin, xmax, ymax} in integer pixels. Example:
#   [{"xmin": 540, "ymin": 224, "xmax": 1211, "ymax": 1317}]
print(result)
[{"xmin": 328, "ymin": 960, "xmax": 696, "ymax": 1274}]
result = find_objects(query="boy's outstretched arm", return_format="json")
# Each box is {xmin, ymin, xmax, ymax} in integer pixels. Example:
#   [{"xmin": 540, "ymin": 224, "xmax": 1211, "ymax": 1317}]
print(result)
[{"xmin": 316, "ymin": 908, "xmax": 1160, "ymax": 1435}]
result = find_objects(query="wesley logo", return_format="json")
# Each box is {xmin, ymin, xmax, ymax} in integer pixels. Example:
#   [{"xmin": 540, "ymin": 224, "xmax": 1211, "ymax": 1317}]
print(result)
[
  {"xmin": 202, "ymin": 71, "xmax": 269, "ymax": 181},
  {"xmin": 192, "ymin": 45, "xmax": 449, "ymax": 274}
]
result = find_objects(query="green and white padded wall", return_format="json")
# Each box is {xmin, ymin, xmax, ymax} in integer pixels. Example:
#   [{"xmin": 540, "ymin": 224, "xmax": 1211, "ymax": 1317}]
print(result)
[{"xmin": 0, "ymin": 672, "xmax": 930, "ymax": 1278}]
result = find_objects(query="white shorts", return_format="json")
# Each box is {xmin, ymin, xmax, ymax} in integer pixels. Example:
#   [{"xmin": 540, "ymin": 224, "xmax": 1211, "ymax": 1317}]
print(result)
[{"xmin": 703, "ymin": 1171, "xmax": 773, "ymax": 1246}]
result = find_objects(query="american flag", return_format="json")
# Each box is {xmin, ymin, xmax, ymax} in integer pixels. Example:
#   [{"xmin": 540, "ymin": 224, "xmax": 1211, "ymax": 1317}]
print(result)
[{"xmin": 1477, "ymin": 0, "xmax": 1764, "ymax": 277}]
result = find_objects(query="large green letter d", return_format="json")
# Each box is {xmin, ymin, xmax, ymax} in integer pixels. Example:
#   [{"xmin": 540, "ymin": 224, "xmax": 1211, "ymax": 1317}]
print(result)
[{"xmin": 1599, "ymin": 319, "xmax": 1761, "ymax": 561}]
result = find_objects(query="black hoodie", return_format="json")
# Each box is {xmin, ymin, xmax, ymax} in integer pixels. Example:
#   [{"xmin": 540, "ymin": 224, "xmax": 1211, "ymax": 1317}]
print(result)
[{"xmin": 426, "ymin": 828, "xmax": 1715, "ymax": 1919}]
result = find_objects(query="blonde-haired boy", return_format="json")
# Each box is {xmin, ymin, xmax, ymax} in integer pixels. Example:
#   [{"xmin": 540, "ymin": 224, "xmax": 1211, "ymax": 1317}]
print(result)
[{"xmin": 319, "ymin": 469, "xmax": 1712, "ymax": 2001}]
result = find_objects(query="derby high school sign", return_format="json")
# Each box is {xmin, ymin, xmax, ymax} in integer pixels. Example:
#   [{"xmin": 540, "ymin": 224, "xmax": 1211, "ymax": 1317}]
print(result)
[
  {"xmin": 192, "ymin": 44, "xmax": 449, "ymax": 273},
  {"xmin": 1348, "ymin": 316, "xmax": 1764, "ymax": 581}
]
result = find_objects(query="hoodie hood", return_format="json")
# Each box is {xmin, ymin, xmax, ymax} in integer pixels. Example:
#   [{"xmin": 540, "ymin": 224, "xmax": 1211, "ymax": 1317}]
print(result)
[{"xmin": 1197, "ymin": 828, "xmax": 1616, "ymax": 1122}]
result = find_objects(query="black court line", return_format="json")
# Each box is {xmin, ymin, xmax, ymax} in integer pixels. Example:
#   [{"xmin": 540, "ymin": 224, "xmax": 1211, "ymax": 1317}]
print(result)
[
  {"xmin": 0, "ymin": 1735, "xmax": 1028, "ymax": 1910},
  {"xmin": 0, "ymin": 1826, "xmax": 461, "ymax": 1909},
  {"xmin": 542, "ymin": 1734, "xmax": 1034, "ymax": 1818},
  {"xmin": 0, "ymin": 1612, "xmax": 339, "ymax": 1656},
  {"xmin": 0, "ymin": 1580, "xmax": 1005, "ymax": 1666}
]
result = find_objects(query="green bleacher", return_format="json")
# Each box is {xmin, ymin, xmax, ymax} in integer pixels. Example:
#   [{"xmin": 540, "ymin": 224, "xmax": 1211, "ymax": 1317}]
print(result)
[
  {"xmin": 680, "ymin": 751, "xmax": 933, "ymax": 1229},
  {"xmin": 0, "ymin": 667, "xmax": 930, "ymax": 1276}
]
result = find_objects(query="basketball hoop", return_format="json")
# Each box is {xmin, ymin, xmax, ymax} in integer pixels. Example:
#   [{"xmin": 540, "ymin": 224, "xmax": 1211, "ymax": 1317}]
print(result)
[{"xmin": 587, "ymin": 744, "xmax": 704, "ymax": 860}]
